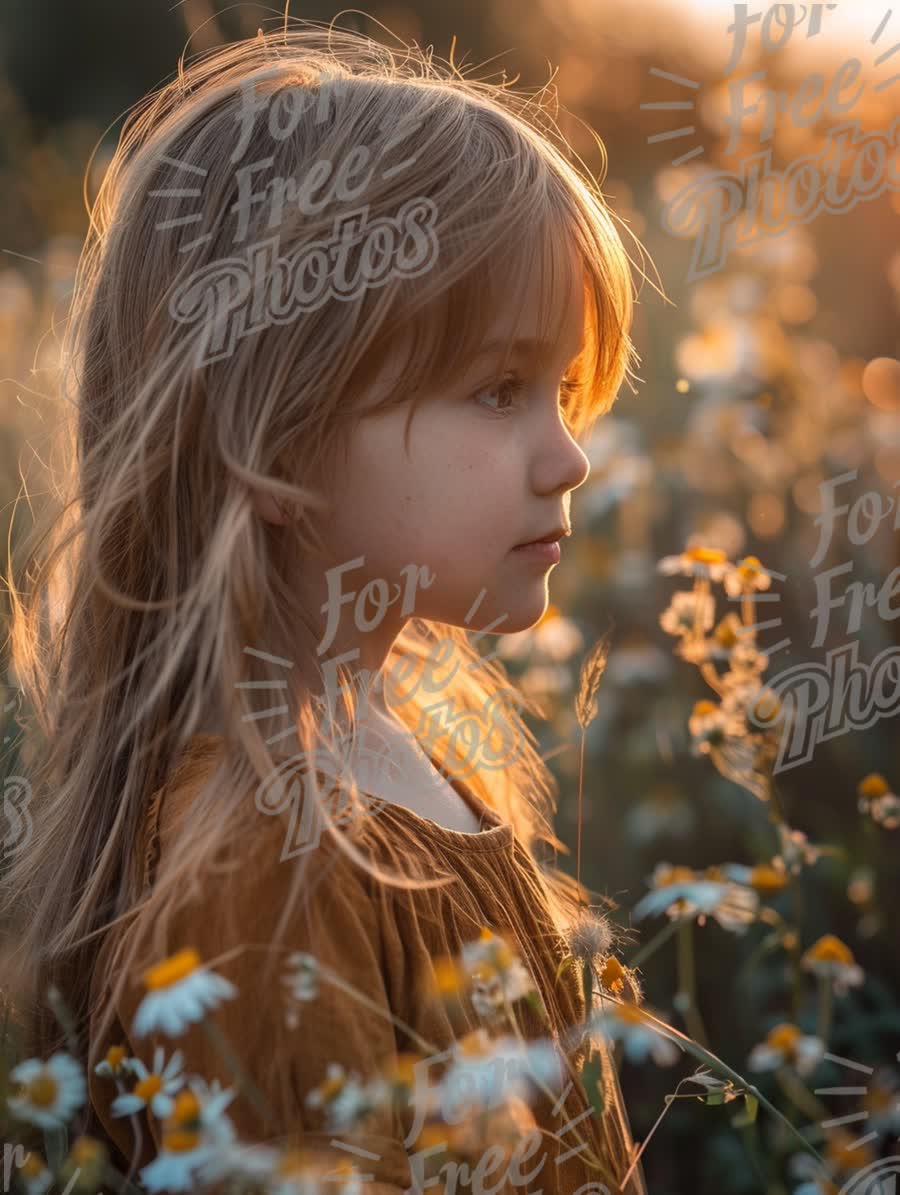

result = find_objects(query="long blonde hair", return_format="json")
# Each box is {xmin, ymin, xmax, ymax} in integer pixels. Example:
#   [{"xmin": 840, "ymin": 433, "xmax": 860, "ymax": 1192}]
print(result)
[{"xmin": 1, "ymin": 20, "xmax": 642, "ymax": 1101}]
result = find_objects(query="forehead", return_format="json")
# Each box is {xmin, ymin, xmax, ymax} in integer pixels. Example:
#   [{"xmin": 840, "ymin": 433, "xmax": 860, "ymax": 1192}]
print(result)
[{"xmin": 478, "ymin": 233, "xmax": 586, "ymax": 367}]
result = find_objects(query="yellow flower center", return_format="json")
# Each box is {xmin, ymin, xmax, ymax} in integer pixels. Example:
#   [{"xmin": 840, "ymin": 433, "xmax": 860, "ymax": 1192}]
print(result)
[
  {"xmin": 25, "ymin": 1074, "xmax": 59, "ymax": 1108},
  {"xmin": 70, "ymin": 1137, "xmax": 104, "ymax": 1166},
  {"xmin": 657, "ymin": 865, "xmax": 696, "ymax": 886},
  {"xmin": 600, "ymin": 956, "xmax": 626, "ymax": 994},
  {"xmin": 144, "ymin": 947, "xmax": 202, "ymax": 991},
  {"xmin": 752, "ymin": 691, "xmax": 781, "ymax": 723},
  {"xmin": 320, "ymin": 1074, "xmax": 345, "ymax": 1100},
  {"xmin": 692, "ymin": 700, "xmax": 717, "ymax": 718},
  {"xmin": 105, "ymin": 1045, "xmax": 127, "ymax": 1071},
  {"xmin": 166, "ymin": 1089, "xmax": 201, "ymax": 1127},
  {"xmin": 858, "ymin": 773, "xmax": 889, "ymax": 798},
  {"xmin": 163, "ymin": 1129, "xmax": 201, "ymax": 1153},
  {"xmin": 806, "ymin": 934, "xmax": 854, "ymax": 965},
  {"xmin": 387, "ymin": 1053, "xmax": 419, "ymax": 1085},
  {"xmin": 432, "ymin": 956, "xmax": 462, "ymax": 995},
  {"xmin": 135, "ymin": 1074, "xmax": 164, "ymax": 1102},
  {"xmin": 714, "ymin": 618, "xmax": 739, "ymax": 647},
  {"xmin": 826, "ymin": 1130, "xmax": 874, "ymax": 1170},
  {"xmin": 20, "ymin": 1155, "xmax": 44, "ymax": 1178},
  {"xmin": 686, "ymin": 546, "xmax": 727, "ymax": 564},
  {"xmin": 766, "ymin": 1023, "xmax": 801, "ymax": 1054},
  {"xmin": 750, "ymin": 865, "xmax": 789, "ymax": 892},
  {"xmin": 458, "ymin": 1029, "xmax": 491, "ymax": 1058}
]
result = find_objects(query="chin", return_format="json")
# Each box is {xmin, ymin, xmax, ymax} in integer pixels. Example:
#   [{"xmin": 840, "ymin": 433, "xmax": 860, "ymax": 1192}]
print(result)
[{"xmin": 500, "ymin": 589, "xmax": 552, "ymax": 635}]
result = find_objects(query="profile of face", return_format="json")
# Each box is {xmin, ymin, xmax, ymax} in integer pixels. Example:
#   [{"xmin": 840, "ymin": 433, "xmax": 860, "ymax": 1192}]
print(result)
[{"xmin": 254, "ymin": 238, "xmax": 591, "ymax": 660}]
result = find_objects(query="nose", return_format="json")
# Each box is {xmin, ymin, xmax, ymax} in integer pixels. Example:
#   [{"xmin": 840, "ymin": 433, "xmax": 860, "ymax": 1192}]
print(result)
[{"xmin": 531, "ymin": 405, "xmax": 591, "ymax": 497}]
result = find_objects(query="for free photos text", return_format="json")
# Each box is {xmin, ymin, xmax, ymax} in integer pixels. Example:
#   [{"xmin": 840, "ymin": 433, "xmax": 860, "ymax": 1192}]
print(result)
[
  {"xmin": 648, "ymin": 4, "xmax": 900, "ymax": 280},
  {"xmin": 164, "ymin": 70, "xmax": 439, "ymax": 365},
  {"xmin": 750, "ymin": 469, "xmax": 900, "ymax": 770},
  {"xmin": 392, "ymin": 1040, "xmax": 610, "ymax": 1195},
  {"xmin": 253, "ymin": 557, "xmax": 528, "ymax": 857}
]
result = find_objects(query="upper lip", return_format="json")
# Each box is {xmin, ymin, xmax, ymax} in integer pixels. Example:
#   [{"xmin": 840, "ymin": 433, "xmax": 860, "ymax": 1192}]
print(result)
[{"xmin": 516, "ymin": 525, "xmax": 572, "ymax": 546}]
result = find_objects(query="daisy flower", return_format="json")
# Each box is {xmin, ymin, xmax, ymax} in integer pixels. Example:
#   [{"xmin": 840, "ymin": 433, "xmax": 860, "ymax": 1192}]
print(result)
[
  {"xmin": 632, "ymin": 864, "xmax": 759, "ymax": 933},
  {"xmin": 304, "ymin": 1062, "xmax": 379, "ymax": 1132},
  {"xmin": 588, "ymin": 1002, "xmax": 680, "ymax": 1067},
  {"xmin": 711, "ymin": 612, "xmax": 743, "ymax": 652},
  {"xmin": 747, "ymin": 1023, "xmax": 825, "ymax": 1077},
  {"xmin": 438, "ymin": 1033, "xmax": 566, "ymax": 1120},
  {"xmin": 720, "ymin": 862, "xmax": 789, "ymax": 894},
  {"xmin": 724, "ymin": 556, "xmax": 773, "ymax": 597},
  {"xmin": 17, "ymin": 1151, "xmax": 52, "ymax": 1195},
  {"xmin": 138, "ymin": 1080, "xmax": 237, "ymax": 1193},
  {"xmin": 268, "ymin": 1150, "xmax": 360, "ymax": 1195},
  {"xmin": 659, "ymin": 590, "xmax": 716, "ymax": 639},
  {"xmin": 110, "ymin": 1045, "xmax": 185, "ymax": 1119},
  {"xmin": 133, "ymin": 947, "xmax": 238, "ymax": 1038},
  {"xmin": 657, "ymin": 545, "xmax": 730, "ymax": 583},
  {"xmin": 59, "ymin": 1136, "xmax": 107, "ymax": 1192},
  {"xmin": 775, "ymin": 824, "xmax": 833, "ymax": 874},
  {"xmin": 7, "ymin": 1052, "xmax": 86, "ymax": 1130},
  {"xmin": 283, "ymin": 951, "xmax": 320, "ymax": 1029},
  {"xmin": 461, "ymin": 927, "xmax": 539, "ymax": 1020},
  {"xmin": 857, "ymin": 773, "xmax": 900, "ymax": 830},
  {"xmin": 93, "ymin": 1043, "xmax": 132, "ymax": 1080},
  {"xmin": 688, "ymin": 699, "xmax": 742, "ymax": 753},
  {"xmin": 801, "ymin": 935, "xmax": 864, "ymax": 995}
]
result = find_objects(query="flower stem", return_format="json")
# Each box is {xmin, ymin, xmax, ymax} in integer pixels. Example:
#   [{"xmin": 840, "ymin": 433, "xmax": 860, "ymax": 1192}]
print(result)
[
  {"xmin": 627, "ymin": 917, "xmax": 681, "ymax": 970},
  {"xmin": 676, "ymin": 920, "xmax": 709, "ymax": 1050},
  {"xmin": 816, "ymin": 974, "xmax": 833, "ymax": 1046},
  {"xmin": 200, "ymin": 1019, "xmax": 274, "ymax": 1127}
]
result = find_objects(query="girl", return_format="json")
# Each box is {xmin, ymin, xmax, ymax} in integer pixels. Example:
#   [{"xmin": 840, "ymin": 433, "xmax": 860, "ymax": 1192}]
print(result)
[{"xmin": 2, "ymin": 23, "xmax": 647, "ymax": 1195}]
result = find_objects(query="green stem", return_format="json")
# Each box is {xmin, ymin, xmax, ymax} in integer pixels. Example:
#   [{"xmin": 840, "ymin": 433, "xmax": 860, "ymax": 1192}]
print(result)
[
  {"xmin": 816, "ymin": 975, "xmax": 833, "ymax": 1046},
  {"xmin": 676, "ymin": 920, "xmax": 709, "ymax": 1050},
  {"xmin": 569, "ymin": 998, "xmax": 829, "ymax": 1173},
  {"xmin": 200, "ymin": 1020, "xmax": 274, "ymax": 1127},
  {"xmin": 627, "ymin": 917, "xmax": 681, "ymax": 969}
]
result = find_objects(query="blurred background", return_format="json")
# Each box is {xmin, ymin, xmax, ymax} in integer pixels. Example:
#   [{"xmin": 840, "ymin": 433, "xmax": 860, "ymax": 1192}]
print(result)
[{"xmin": 1, "ymin": 1, "xmax": 899, "ymax": 1192}]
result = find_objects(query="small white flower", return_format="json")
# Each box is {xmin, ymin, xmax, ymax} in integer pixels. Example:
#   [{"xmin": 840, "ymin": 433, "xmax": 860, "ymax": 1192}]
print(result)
[
  {"xmin": 138, "ymin": 1078, "xmax": 237, "ymax": 1193},
  {"xmin": 284, "ymin": 952, "xmax": 320, "ymax": 1001},
  {"xmin": 659, "ymin": 590, "xmax": 715, "ymax": 638},
  {"xmin": 93, "ymin": 1043, "xmax": 131, "ymax": 1079},
  {"xmin": 633, "ymin": 866, "xmax": 759, "ymax": 934},
  {"xmin": 16, "ymin": 1152, "xmax": 53, "ymax": 1195},
  {"xmin": 801, "ymin": 935, "xmax": 865, "ymax": 996},
  {"xmin": 439, "ymin": 1035, "xmax": 566, "ymax": 1119},
  {"xmin": 747, "ymin": 1024, "xmax": 825, "ymax": 1078},
  {"xmin": 305, "ymin": 1063, "xmax": 374, "ymax": 1131},
  {"xmin": 110, "ymin": 1045, "xmax": 185, "ymax": 1119},
  {"xmin": 589, "ymin": 1003, "xmax": 680, "ymax": 1067},
  {"xmin": 132, "ymin": 947, "xmax": 237, "ymax": 1038},
  {"xmin": 724, "ymin": 556, "xmax": 773, "ymax": 597},
  {"xmin": 7, "ymin": 1052, "xmax": 86, "ymax": 1129},
  {"xmin": 657, "ymin": 546, "xmax": 730, "ymax": 583}
]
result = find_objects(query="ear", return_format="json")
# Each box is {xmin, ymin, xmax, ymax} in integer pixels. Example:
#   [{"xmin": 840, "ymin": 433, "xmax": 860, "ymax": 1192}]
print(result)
[{"xmin": 250, "ymin": 489, "xmax": 290, "ymax": 525}]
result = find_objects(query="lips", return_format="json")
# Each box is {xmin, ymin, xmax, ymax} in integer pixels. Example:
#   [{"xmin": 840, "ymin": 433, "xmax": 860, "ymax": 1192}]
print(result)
[{"xmin": 514, "ymin": 526, "xmax": 571, "ymax": 547}]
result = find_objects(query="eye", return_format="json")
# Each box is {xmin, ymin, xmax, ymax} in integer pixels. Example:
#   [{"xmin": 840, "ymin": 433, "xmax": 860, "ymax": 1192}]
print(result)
[{"xmin": 472, "ymin": 372, "xmax": 526, "ymax": 415}]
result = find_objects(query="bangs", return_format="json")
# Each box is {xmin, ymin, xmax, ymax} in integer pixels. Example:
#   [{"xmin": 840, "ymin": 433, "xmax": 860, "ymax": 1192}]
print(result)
[{"xmin": 342, "ymin": 174, "xmax": 636, "ymax": 445}]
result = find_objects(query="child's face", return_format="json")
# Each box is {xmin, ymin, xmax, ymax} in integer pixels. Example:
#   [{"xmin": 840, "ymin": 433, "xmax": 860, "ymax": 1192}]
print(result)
[{"xmin": 319, "ymin": 246, "xmax": 591, "ymax": 640}]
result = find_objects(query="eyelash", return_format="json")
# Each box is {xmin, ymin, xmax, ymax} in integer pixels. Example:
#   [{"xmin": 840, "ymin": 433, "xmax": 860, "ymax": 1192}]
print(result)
[{"xmin": 472, "ymin": 371, "xmax": 582, "ymax": 417}]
